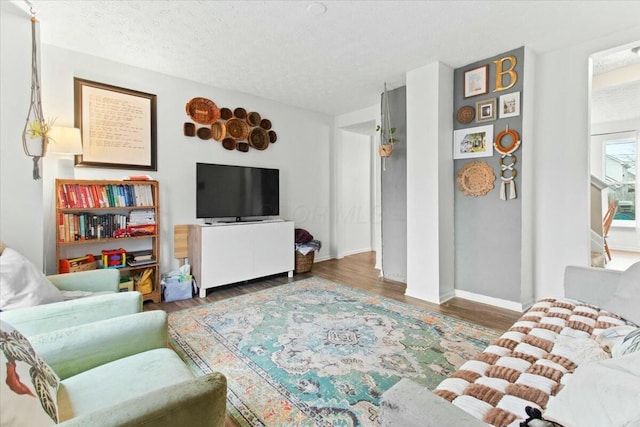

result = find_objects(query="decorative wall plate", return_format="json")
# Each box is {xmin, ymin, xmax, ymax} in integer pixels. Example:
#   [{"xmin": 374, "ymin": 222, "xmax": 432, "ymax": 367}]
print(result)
[
  {"xmin": 456, "ymin": 105, "xmax": 475, "ymax": 124},
  {"xmin": 457, "ymin": 161, "xmax": 495, "ymax": 196},
  {"xmin": 185, "ymin": 97, "xmax": 220, "ymax": 125},
  {"xmin": 226, "ymin": 118, "xmax": 250, "ymax": 140}
]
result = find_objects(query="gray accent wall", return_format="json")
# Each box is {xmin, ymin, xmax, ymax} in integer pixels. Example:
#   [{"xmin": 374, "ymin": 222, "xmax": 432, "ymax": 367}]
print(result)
[
  {"xmin": 381, "ymin": 86, "xmax": 407, "ymax": 282},
  {"xmin": 453, "ymin": 47, "xmax": 524, "ymax": 302}
]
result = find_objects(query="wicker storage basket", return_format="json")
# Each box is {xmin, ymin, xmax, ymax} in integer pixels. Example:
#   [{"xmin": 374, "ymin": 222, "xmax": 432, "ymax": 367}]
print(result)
[{"xmin": 295, "ymin": 251, "xmax": 315, "ymax": 273}]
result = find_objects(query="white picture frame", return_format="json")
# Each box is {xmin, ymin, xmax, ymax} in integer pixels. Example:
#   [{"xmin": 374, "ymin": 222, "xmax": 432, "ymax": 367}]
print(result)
[
  {"xmin": 453, "ymin": 125, "xmax": 494, "ymax": 159},
  {"xmin": 499, "ymin": 92, "xmax": 521, "ymax": 119}
]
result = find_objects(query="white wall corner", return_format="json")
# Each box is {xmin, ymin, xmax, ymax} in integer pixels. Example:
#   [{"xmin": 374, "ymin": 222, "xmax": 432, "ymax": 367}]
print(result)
[
  {"xmin": 406, "ymin": 61, "xmax": 454, "ymax": 304},
  {"xmin": 520, "ymin": 47, "xmax": 536, "ymax": 307},
  {"xmin": 436, "ymin": 62, "xmax": 455, "ymax": 302}
]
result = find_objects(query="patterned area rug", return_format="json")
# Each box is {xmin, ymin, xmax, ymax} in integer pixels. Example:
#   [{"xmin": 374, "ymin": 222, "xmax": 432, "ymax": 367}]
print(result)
[{"xmin": 168, "ymin": 277, "xmax": 500, "ymax": 426}]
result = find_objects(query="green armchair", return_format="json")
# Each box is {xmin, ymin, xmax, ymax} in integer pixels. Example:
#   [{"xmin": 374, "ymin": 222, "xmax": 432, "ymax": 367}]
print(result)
[
  {"xmin": 1, "ymin": 311, "xmax": 227, "ymax": 427},
  {"xmin": 0, "ymin": 291, "xmax": 142, "ymax": 336},
  {"xmin": 1, "ymin": 244, "xmax": 121, "ymax": 311},
  {"xmin": 47, "ymin": 268, "xmax": 120, "ymax": 293}
]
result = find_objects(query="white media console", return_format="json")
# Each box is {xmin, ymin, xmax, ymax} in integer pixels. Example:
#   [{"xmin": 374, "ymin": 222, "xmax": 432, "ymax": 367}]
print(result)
[{"xmin": 187, "ymin": 220, "xmax": 295, "ymax": 297}]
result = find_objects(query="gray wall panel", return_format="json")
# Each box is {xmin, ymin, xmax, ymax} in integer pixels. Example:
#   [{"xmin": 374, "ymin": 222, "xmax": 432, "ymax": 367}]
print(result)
[
  {"xmin": 453, "ymin": 47, "xmax": 524, "ymax": 302},
  {"xmin": 381, "ymin": 86, "xmax": 407, "ymax": 282}
]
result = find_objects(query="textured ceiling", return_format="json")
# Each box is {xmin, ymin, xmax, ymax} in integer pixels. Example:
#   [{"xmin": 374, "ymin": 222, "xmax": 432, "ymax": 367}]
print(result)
[{"xmin": 14, "ymin": 0, "xmax": 640, "ymax": 116}]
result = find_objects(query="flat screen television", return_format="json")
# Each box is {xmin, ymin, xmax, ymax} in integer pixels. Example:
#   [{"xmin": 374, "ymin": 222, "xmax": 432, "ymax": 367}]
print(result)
[{"xmin": 196, "ymin": 163, "xmax": 279, "ymax": 222}]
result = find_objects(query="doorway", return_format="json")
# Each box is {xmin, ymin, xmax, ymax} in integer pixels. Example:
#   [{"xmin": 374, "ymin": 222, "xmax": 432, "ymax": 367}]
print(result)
[
  {"xmin": 337, "ymin": 121, "xmax": 382, "ymax": 270},
  {"xmin": 589, "ymin": 42, "xmax": 640, "ymax": 270}
]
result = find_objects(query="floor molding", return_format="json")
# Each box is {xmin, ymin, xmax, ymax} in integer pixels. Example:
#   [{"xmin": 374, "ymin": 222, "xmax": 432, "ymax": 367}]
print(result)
[{"xmin": 455, "ymin": 290, "xmax": 524, "ymax": 313}]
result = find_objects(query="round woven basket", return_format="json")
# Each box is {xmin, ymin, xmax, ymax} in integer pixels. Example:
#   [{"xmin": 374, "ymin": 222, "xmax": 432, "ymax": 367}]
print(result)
[
  {"xmin": 236, "ymin": 142, "xmax": 249, "ymax": 153},
  {"xmin": 226, "ymin": 118, "xmax": 250, "ymax": 140},
  {"xmin": 222, "ymin": 137, "xmax": 237, "ymax": 150},
  {"xmin": 268, "ymin": 130, "xmax": 277, "ymax": 143},
  {"xmin": 185, "ymin": 97, "xmax": 220, "ymax": 125},
  {"xmin": 183, "ymin": 122, "xmax": 196, "ymax": 137},
  {"xmin": 247, "ymin": 111, "xmax": 262, "ymax": 127},
  {"xmin": 260, "ymin": 118, "xmax": 272, "ymax": 130},
  {"xmin": 248, "ymin": 127, "xmax": 269, "ymax": 150},
  {"xmin": 457, "ymin": 161, "xmax": 495, "ymax": 196},
  {"xmin": 211, "ymin": 121, "xmax": 226, "ymax": 141},
  {"xmin": 233, "ymin": 107, "xmax": 247, "ymax": 119},
  {"xmin": 295, "ymin": 251, "xmax": 315, "ymax": 273},
  {"xmin": 456, "ymin": 106, "xmax": 475, "ymax": 124},
  {"xmin": 220, "ymin": 107, "xmax": 233, "ymax": 120},
  {"xmin": 197, "ymin": 127, "xmax": 212, "ymax": 140}
]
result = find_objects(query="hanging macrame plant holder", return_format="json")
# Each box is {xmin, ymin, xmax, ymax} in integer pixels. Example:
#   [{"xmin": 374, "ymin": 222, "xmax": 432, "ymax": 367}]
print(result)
[
  {"xmin": 379, "ymin": 82, "xmax": 396, "ymax": 170},
  {"xmin": 379, "ymin": 144, "xmax": 393, "ymax": 157},
  {"xmin": 22, "ymin": 9, "xmax": 48, "ymax": 180}
]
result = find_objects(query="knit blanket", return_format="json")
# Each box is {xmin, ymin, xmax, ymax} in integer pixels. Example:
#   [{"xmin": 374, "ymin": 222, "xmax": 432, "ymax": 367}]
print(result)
[{"xmin": 433, "ymin": 298, "xmax": 634, "ymax": 427}]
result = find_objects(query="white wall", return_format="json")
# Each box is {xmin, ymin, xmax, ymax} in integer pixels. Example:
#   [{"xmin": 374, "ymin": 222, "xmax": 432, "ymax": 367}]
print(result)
[
  {"xmin": 37, "ymin": 45, "xmax": 333, "ymax": 274},
  {"xmin": 406, "ymin": 61, "xmax": 454, "ymax": 303},
  {"xmin": 0, "ymin": 3, "xmax": 44, "ymax": 268},
  {"xmin": 339, "ymin": 131, "xmax": 372, "ymax": 256},
  {"xmin": 334, "ymin": 104, "xmax": 381, "ymax": 266},
  {"xmin": 533, "ymin": 27, "xmax": 640, "ymax": 300}
]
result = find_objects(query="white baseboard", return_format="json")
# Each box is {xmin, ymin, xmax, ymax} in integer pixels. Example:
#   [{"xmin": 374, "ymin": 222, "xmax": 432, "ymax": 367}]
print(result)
[
  {"xmin": 340, "ymin": 247, "xmax": 372, "ymax": 257},
  {"xmin": 314, "ymin": 254, "xmax": 331, "ymax": 262},
  {"xmin": 454, "ymin": 290, "xmax": 525, "ymax": 313}
]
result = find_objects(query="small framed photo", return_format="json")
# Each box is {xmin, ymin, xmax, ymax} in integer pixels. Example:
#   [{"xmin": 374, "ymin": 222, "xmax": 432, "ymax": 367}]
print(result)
[
  {"xmin": 453, "ymin": 125, "xmax": 494, "ymax": 159},
  {"xmin": 464, "ymin": 65, "xmax": 489, "ymax": 98},
  {"xmin": 499, "ymin": 91, "xmax": 521, "ymax": 118},
  {"xmin": 475, "ymin": 98, "xmax": 496, "ymax": 122}
]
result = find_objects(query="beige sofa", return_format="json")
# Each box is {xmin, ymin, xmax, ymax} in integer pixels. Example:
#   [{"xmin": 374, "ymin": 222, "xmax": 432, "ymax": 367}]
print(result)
[{"xmin": 380, "ymin": 262, "xmax": 640, "ymax": 427}]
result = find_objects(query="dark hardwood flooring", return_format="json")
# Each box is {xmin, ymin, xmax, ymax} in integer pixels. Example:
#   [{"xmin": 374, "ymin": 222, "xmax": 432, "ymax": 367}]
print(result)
[{"xmin": 145, "ymin": 251, "xmax": 521, "ymax": 332}]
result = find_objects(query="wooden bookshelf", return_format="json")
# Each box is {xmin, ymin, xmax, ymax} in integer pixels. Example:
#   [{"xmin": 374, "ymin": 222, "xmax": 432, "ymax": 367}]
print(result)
[{"xmin": 55, "ymin": 179, "xmax": 161, "ymax": 303}]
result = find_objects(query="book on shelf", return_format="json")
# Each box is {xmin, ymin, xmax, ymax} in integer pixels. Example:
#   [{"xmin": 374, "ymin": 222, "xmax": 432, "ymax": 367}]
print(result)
[
  {"xmin": 127, "ymin": 258, "xmax": 156, "ymax": 267},
  {"xmin": 57, "ymin": 183, "xmax": 154, "ymax": 209}
]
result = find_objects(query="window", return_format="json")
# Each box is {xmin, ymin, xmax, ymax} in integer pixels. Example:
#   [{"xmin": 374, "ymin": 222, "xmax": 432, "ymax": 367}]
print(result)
[{"xmin": 605, "ymin": 137, "xmax": 637, "ymax": 222}]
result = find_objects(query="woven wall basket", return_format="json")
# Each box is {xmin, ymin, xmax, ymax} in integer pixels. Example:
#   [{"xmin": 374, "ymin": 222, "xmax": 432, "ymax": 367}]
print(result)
[{"xmin": 457, "ymin": 161, "xmax": 495, "ymax": 196}]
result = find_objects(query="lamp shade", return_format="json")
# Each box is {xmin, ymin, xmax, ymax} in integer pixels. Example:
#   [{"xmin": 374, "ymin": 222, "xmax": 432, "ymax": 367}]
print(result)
[{"xmin": 48, "ymin": 126, "xmax": 83, "ymax": 155}]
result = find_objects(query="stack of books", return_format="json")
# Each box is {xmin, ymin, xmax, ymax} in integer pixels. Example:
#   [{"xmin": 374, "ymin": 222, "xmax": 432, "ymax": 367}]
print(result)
[
  {"xmin": 126, "ymin": 250, "xmax": 156, "ymax": 267},
  {"xmin": 128, "ymin": 209, "xmax": 155, "ymax": 225}
]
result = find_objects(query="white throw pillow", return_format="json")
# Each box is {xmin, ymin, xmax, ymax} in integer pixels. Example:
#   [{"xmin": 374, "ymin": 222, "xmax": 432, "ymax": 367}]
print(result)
[
  {"xmin": 603, "ymin": 261, "xmax": 640, "ymax": 326},
  {"xmin": 0, "ymin": 320, "xmax": 60, "ymax": 426},
  {"xmin": 544, "ymin": 351, "xmax": 640, "ymax": 426},
  {"xmin": 0, "ymin": 247, "xmax": 63, "ymax": 310}
]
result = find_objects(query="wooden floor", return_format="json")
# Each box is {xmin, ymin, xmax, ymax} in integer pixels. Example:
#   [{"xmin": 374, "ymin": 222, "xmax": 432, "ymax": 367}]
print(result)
[
  {"xmin": 145, "ymin": 251, "xmax": 521, "ymax": 332},
  {"xmin": 145, "ymin": 252, "xmax": 521, "ymax": 427}
]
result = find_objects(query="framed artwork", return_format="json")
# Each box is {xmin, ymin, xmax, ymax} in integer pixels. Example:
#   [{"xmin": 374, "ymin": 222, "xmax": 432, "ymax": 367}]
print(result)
[
  {"xmin": 453, "ymin": 124, "xmax": 494, "ymax": 159},
  {"xmin": 464, "ymin": 65, "xmax": 489, "ymax": 98},
  {"xmin": 74, "ymin": 78, "xmax": 157, "ymax": 170},
  {"xmin": 499, "ymin": 91, "xmax": 521, "ymax": 118},
  {"xmin": 475, "ymin": 98, "xmax": 496, "ymax": 122}
]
